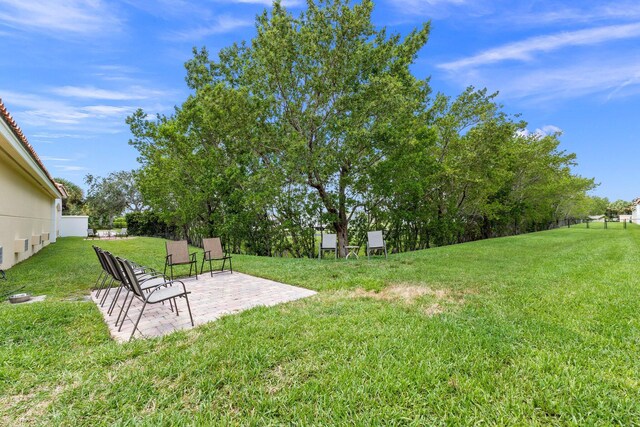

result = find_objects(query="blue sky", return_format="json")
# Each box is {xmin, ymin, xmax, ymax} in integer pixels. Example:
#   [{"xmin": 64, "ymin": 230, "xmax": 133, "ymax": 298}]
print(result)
[{"xmin": 1, "ymin": 0, "xmax": 638, "ymax": 201}]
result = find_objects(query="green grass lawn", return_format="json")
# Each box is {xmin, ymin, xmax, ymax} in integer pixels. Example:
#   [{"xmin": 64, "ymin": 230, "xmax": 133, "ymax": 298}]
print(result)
[{"xmin": 2, "ymin": 224, "xmax": 640, "ymax": 425}]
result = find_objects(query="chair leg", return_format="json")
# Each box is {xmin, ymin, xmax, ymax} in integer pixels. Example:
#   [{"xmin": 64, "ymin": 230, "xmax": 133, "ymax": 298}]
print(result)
[
  {"xmin": 229, "ymin": 257, "xmax": 232, "ymax": 274},
  {"xmin": 129, "ymin": 301, "xmax": 148, "ymax": 341},
  {"xmin": 183, "ymin": 294, "xmax": 194, "ymax": 326},
  {"xmin": 107, "ymin": 283, "xmax": 124, "ymax": 315},
  {"xmin": 95, "ymin": 272, "xmax": 109, "ymax": 298},
  {"xmin": 173, "ymin": 298, "xmax": 179, "ymax": 316},
  {"xmin": 200, "ymin": 257, "xmax": 205, "ymax": 275},
  {"xmin": 119, "ymin": 295, "xmax": 137, "ymax": 332},
  {"xmin": 115, "ymin": 291, "xmax": 130, "ymax": 327},
  {"xmin": 93, "ymin": 270, "xmax": 104, "ymax": 292},
  {"xmin": 100, "ymin": 278, "xmax": 115, "ymax": 306}
]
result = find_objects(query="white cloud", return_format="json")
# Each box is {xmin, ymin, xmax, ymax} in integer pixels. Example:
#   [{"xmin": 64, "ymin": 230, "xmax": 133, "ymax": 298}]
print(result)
[
  {"xmin": 439, "ymin": 22, "xmax": 640, "ymax": 71},
  {"xmin": 51, "ymin": 86, "xmax": 149, "ymax": 101},
  {"xmin": 32, "ymin": 133, "xmax": 84, "ymax": 140},
  {"xmin": 22, "ymin": 108, "xmax": 92, "ymax": 125},
  {"xmin": 518, "ymin": 125, "xmax": 563, "ymax": 138},
  {"xmin": 387, "ymin": 0, "xmax": 469, "ymax": 9},
  {"xmin": 172, "ymin": 15, "xmax": 253, "ymax": 40},
  {"xmin": 388, "ymin": 1, "xmax": 640, "ymax": 30},
  {"xmin": 40, "ymin": 156, "xmax": 72, "ymax": 161},
  {"xmin": 83, "ymin": 105, "xmax": 136, "ymax": 116},
  {"xmin": 446, "ymin": 58, "xmax": 640, "ymax": 104},
  {"xmin": 2, "ymin": 90, "xmax": 130, "ymax": 126},
  {"xmin": 386, "ymin": 0, "xmax": 485, "ymax": 18},
  {"xmin": 54, "ymin": 165, "xmax": 88, "ymax": 172},
  {"xmin": 511, "ymin": 3, "xmax": 640, "ymax": 27},
  {"xmin": 216, "ymin": 0, "xmax": 303, "ymax": 6},
  {"xmin": 0, "ymin": 0, "xmax": 122, "ymax": 35},
  {"xmin": 539, "ymin": 125, "xmax": 562, "ymax": 135}
]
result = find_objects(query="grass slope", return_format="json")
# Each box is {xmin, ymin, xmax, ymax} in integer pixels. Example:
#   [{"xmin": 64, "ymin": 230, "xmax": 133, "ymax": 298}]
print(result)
[{"xmin": 1, "ymin": 224, "xmax": 639, "ymax": 425}]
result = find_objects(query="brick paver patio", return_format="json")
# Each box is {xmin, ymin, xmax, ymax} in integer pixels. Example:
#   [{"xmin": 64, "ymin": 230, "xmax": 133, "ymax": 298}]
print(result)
[{"xmin": 92, "ymin": 272, "xmax": 316, "ymax": 342}]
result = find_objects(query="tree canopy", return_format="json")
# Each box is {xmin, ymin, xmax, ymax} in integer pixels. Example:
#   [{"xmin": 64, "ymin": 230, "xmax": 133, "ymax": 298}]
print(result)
[
  {"xmin": 128, "ymin": 0, "xmax": 595, "ymax": 257},
  {"xmin": 54, "ymin": 177, "xmax": 85, "ymax": 215},
  {"xmin": 85, "ymin": 170, "xmax": 144, "ymax": 227}
]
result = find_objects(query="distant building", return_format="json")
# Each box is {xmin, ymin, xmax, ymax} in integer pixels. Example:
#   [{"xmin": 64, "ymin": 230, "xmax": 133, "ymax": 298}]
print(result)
[
  {"xmin": 0, "ymin": 98, "xmax": 65, "ymax": 270},
  {"xmin": 631, "ymin": 198, "xmax": 640, "ymax": 224}
]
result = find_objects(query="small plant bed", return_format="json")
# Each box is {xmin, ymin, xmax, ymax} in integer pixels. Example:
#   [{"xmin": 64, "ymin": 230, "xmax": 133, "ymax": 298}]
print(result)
[{"xmin": 1, "ymin": 226, "xmax": 640, "ymax": 424}]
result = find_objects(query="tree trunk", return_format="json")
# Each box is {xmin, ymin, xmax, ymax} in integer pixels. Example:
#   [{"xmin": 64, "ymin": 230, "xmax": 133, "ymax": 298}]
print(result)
[{"xmin": 334, "ymin": 212, "xmax": 349, "ymax": 258}]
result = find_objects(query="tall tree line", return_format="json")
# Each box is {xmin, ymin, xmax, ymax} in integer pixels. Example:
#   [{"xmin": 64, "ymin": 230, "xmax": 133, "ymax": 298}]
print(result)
[{"xmin": 127, "ymin": 0, "xmax": 595, "ymax": 257}]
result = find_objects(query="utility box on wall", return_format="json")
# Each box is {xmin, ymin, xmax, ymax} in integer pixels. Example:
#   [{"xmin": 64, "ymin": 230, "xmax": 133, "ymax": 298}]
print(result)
[{"xmin": 14, "ymin": 238, "xmax": 28, "ymax": 253}]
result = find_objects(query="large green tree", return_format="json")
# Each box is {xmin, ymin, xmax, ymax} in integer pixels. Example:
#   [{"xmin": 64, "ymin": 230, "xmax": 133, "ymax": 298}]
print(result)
[
  {"xmin": 127, "ymin": 83, "xmax": 276, "ymax": 253},
  {"xmin": 183, "ymin": 0, "xmax": 430, "ymax": 256},
  {"xmin": 607, "ymin": 199, "xmax": 632, "ymax": 218},
  {"xmin": 54, "ymin": 177, "xmax": 85, "ymax": 215},
  {"xmin": 85, "ymin": 170, "xmax": 144, "ymax": 227}
]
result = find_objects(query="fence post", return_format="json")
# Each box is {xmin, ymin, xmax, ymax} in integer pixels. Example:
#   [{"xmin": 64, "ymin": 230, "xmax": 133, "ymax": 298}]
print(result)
[
  {"xmin": 624, "ymin": 219, "xmax": 627, "ymax": 229},
  {"xmin": 605, "ymin": 219, "xmax": 608, "ymax": 229}
]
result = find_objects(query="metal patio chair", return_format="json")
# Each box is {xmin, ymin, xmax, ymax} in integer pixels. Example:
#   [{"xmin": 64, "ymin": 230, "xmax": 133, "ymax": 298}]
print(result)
[
  {"xmin": 201, "ymin": 237, "xmax": 232, "ymax": 276},
  {"xmin": 117, "ymin": 257, "xmax": 194, "ymax": 341},
  {"xmin": 366, "ymin": 230, "xmax": 387, "ymax": 259},
  {"xmin": 164, "ymin": 240, "xmax": 198, "ymax": 281},
  {"xmin": 101, "ymin": 251, "xmax": 166, "ymax": 327},
  {"xmin": 319, "ymin": 233, "xmax": 337, "ymax": 259}
]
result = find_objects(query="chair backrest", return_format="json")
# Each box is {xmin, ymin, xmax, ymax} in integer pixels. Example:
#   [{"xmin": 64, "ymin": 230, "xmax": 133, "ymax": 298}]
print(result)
[
  {"xmin": 367, "ymin": 231, "xmax": 384, "ymax": 249},
  {"xmin": 93, "ymin": 246, "xmax": 108, "ymax": 271},
  {"xmin": 203, "ymin": 237, "xmax": 224, "ymax": 260},
  {"xmin": 100, "ymin": 250, "xmax": 122, "ymax": 282},
  {"xmin": 117, "ymin": 257, "xmax": 145, "ymax": 298},
  {"xmin": 87, "ymin": 228, "xmax": 94, "ymax": 236},
  {"xmin": 321, "ymin": 233, "xmax": 337, "ymax": 250},
  {"xmin": 166, "ymin": 240, "xmax": 190, "ymax": 264}
]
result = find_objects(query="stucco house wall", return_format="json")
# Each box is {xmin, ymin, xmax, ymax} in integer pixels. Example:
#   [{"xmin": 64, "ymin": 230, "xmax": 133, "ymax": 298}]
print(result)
[
  {"xmin": 632, "ymin": 203, "xmax": 640, "ymax": 223},
  {"xmin": 0, "ymin": 99, "xmax": 64, "ymax": 270}
]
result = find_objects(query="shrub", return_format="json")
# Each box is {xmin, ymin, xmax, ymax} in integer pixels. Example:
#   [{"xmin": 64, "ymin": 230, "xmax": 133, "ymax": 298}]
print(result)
[
  {"xmin": 113, "ymin": 217, "xmax": 127, "ymax": 228},
  {"xmin": 125, "ymin": 212, "xmax": 177, "ymax": 237}
]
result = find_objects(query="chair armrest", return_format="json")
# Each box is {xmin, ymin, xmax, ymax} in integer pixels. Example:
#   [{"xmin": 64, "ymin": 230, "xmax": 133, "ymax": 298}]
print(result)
[
  {"xmin": 167, "ymin": 279, "xmax": 189, "ymax": 294},
  {"xmin": 139, "ymin": 273, "xmax": 167, "ymax": 283}
]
